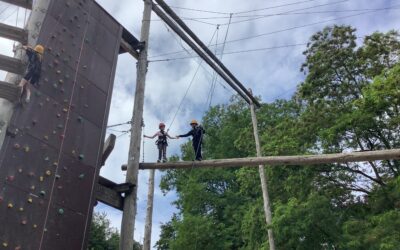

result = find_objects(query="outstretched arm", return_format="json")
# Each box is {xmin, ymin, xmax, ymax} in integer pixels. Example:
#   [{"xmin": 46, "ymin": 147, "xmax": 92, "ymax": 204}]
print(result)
[
  {"xmin": 144, "ymin": 132, "xmax": 158, "ymax": 139},
  {"xmin": 177, "ymin": 130, "xmax": 193, "ymax": 138}
]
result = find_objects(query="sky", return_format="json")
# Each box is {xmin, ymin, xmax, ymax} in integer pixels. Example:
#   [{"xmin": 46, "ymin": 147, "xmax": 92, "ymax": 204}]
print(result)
[{"xmin": 1, "ymin": 0, "xmax": 399, "ymax": 248}]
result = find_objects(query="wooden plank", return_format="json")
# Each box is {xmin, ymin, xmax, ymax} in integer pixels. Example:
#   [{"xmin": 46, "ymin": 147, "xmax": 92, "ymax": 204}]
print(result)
[
  {"xmin": 0, "ymin": 54, "xmax": 24, "ymax": 75},
  {"xmin": 0, "ymin": 0, "xmax": 32, "ymax": 9},
  {"xmin": 101, "ymin": 134, "xmax": 116, "ymax": 166},
  {"xmin": 0, "ymin": 23, "xmax": 28, "ymax": 43},
  {"xmin": 139, "ymin": 149, "xmax": 400, "ymax": 170},
  {"xmin": 0, "ymin": 80, "xmax": 19, "ymax": 102},
  {"xmin": 120, "ymin": 39, "xmax": 139, "ymax": 59},
  {"xmin": 95, "ymin": 182, "xmax": 124, "ymax": 211}
]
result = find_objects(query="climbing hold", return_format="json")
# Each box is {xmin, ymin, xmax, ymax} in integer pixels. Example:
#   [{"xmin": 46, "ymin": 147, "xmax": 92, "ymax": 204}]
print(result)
[
  {"xmin": 19, "ymin": 207, "xmax": 24, "ymax": 212},
  {"xmin": 15, "ymin": 246, "xmax": 21, "ymax": 250},
  {"xmin": 7, "ymin": 175, "xmax": 15, "ymax": 182},
  {"xmin": 84, "ymin": 104, "xmax": 89, "ymax": 108},
  {"xmin": 83, "ymin": 65, "xmax": 87, "ymax": 69},
  {"xmin": 24, "ymin": 146, "xmax": 30, "ymax": 152},
  {"xmin": 53, "ymin": 83, "xmax": 58, "ymax": 89},
  {"xmin": 18, "ymin": 168, "xmax": 22, "ymax": 173},
  {"xmin": 7, "ymin": 203, "xmax": 13, "ymax": 208},
  {"xmin": 57, "ymin": 185, "xmax": 62, "ymax": 189},
  {"xmin": 55, "ymin": 174, "xmax": 61, "ymax": 179},
  {"xmin": 78, "ymin": 173, "xmax": 85, "ymax": 179},
  {"xmin": 58, "ymin": 208, "xmax": 64, "ymax": 215},
  {"xmin": 30, "ymin": 185, "xmax": 35, "ymax": 190},
  {"xmin": 60, "ymin": 134, "xmax": 65, "ymax": 140},
  {"xmin": 28, "ymin": 172, "xmax": 34, "ymax": 177},
  {"xmin": 2, "ymin": 242, "xmax": 8, "ymax": 247},
  {"xmin": 44, "ymin": 156, "xmax": 50, "ymax": 161},
  {"xmin": 40, "ymin": 190, "xmax": 46, "ymax": 196},
  {"xmin": 56, "ymin": 70, "xmax": 61, "ymax": 74},
  {"xmin": 13, "ymin": 143, "xmax": 20, "ymax": 149},
  {"xmin": 46, "ymin": 97, "xmax": 50, "ymax": 102},
  {"xmin": 78, "ymin": 154, "xmax": 84, "ymax": 160},
  {"xmin": 59, "ymin": 79, "xmax": 64, "ymax": 84},
  {"xmin": 77, "ymin": 116, "xmax": 83, "ymax": 123},
  {"xmin": 52, "ymin": 130, "xmax": 57, "ymax": 135},
  {"xmin": 53, "ymin": 162, "xmax": 58, "ymax": 167},
  {"xmin": 33, "ymin": 224, "xmax": 37, "ymax": 228},
  {"xmin": 43, "ymin": 135, "xmax": 49, "ymax": 141},
  {"xmin": 39, "ymin": 176, "xmax": 44, "ymax": 182},
  {"xmin": 56, "ymin": 113, "xmax": 61, "ymax": 118},
  {"xmin": 46, "ymin": 170, "xmax": 52, "ymax": 176},
  {"xmin": 27, "ymin": 198, "xmax": 33, "ymax": 203},
  {"xmin": 21, "ymin": 219, "xmax": 27, "ymax": 225},
  {"xmin": 0, "ymin": 196, "xmax": 3, "ymax": 202},
  {"xmin": 80, "ymin": 85, "xmax": 84, "ymax": 89},
  {"xmin": 63, "ymin": 108, "xmax": 68, "ymax": 113},
  {"xmin": 32, "ymin": 119, "xmax": 37, "ymax": 125}
]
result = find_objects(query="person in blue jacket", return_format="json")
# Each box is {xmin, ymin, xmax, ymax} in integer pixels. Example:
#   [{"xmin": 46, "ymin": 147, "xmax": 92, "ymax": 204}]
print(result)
[{"xmin": 177, "ymin": 119, "xmax": 205, "ymax": 161}]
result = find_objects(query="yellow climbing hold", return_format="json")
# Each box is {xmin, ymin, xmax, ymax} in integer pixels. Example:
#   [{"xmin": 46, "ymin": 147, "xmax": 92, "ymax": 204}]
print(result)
[
  {"xmin": 7, "ymin": 203, "xmax": 13, "ymax": 208},
  {"xmin": 28, "ymin": 198, "xmax": 33, "ymax": 203},
  {"xmin": 39, "ymin": 176, "xmax": 44, "ymax": 182},
  {"xmin": 46, "ymin": 170, "xmax": 51, "ymax": 176}
]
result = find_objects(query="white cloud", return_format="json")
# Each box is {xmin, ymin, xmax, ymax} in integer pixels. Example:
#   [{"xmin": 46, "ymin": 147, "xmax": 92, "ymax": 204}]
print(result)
[{"xmin": 2, "ymin": 0, "xmax": 399, "ymax": 249}]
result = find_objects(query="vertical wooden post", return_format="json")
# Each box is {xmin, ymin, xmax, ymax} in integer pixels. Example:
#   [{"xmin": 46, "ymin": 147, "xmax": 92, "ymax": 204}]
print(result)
[
  {"xmin": 120, "ymin": 0, "xmax": 152, "ymax": 249},
  {"xmin": 142, "ymin": 169, "xmax": 155, "ymax": 250},
  {"xmin": 249, "ymin": 91, "xmax": 276, "ymax": 250}
]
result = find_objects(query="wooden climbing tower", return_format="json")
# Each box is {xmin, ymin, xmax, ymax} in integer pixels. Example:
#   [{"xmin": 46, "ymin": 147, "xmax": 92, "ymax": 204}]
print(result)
[{"xmin": 0, "ymin": 0, "xmax": 140, "ymax": 249}]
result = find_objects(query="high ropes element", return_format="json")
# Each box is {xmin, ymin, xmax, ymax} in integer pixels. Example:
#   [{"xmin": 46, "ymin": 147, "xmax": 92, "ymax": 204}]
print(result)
[{"xmin": 139, "ymin": 149, "xmax": 400, "ymax": 170}]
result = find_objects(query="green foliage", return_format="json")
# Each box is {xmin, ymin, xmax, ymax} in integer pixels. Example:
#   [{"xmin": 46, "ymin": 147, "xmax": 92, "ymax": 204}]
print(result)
[
  {"xmin": 156, "ymin": 26, "xmax": 400, "ymax": 250},
  {"xmin": 88, "ymin": 212, "xmax": 142, "ymax": 250}
]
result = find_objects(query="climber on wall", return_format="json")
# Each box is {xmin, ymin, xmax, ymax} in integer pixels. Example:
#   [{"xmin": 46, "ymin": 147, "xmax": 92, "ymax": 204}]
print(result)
[
  {"xmin": 144, "ymin": 122, "xmax": 177, "ymax": 163},
  {"xmin": 177, "ymin": 119, "xmax": 205, "ymax": 161},
  {"xmin": 18, "ymin": 44, "xmax": 44, "ymax": 103}
]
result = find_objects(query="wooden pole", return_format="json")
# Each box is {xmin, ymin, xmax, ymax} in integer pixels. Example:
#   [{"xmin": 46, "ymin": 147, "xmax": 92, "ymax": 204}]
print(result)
[
  {"xmin": 142, "ymin": 169, "xmax": 155, "ymax": 250},
  {"xmin": 249, "ymin": 98, "xmax": 276, "ymax": 250},
  {"xmin": 120, "ymin": 0, "xmax": 152, "ymax": 249},
  {"xmin": 139, "ymin": 149, "xmax": 400, "ymax": 170}
]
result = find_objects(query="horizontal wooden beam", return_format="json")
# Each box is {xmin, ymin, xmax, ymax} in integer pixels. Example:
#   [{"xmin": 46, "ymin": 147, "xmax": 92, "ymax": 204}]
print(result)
[
  {"xmin": 95, "ymin": 181, "xmax": 124, "ymax": 211},
  {"xmin": 0, "ymin": 0, "xmax": 32, "ymax": 9},
  {"xmin": 120, "ymin": 39, "xmax": 139, "ymax": 59},
  {"xmin": 0, "ymin": 54, "xmax": 24, "ymax": 75},
  {"xmin": 139, "ymin": 149, "xmax": 400, "ymax": 170},
  {"xmin": 0, "ymin": 81, "xmax": 19, "ymax": 102},
  {"xmin": 0, "ymin": 23, "xmax": 27, "ymax": 43}
]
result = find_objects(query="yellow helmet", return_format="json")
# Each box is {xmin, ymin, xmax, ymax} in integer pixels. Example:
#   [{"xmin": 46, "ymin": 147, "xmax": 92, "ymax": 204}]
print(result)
[
  {"xmin": 34, "ymin": 44, "xmax": 44, "ymax": 54},
  {"xmin": 190, "ymin": 119, "xmax": 198, "ymax": 125}
]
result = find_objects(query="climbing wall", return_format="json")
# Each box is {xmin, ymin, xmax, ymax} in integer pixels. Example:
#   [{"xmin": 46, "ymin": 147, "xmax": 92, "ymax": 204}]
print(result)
[{"xmin": 0, "ymin": 0, "xmax": 122, "ymax": 249}]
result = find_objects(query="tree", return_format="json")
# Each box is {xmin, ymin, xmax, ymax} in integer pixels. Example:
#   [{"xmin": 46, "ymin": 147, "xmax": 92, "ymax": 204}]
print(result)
[
  {"xmin": 88, "ymin": 212, "xmax": 142, "ymax": 250},
  {"xmin": 156, "ymin": 25, "xmax": 400, "ymax": 250}
]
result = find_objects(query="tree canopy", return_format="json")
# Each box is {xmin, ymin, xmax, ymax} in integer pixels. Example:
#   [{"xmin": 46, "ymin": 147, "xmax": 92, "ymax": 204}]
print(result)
[{"xmin": 155, "ymin": 25, "xmax": 400, "ymax": 250}]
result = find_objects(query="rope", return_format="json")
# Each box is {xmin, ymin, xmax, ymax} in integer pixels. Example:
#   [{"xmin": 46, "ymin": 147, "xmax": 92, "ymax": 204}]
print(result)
[
  {"xmin": 38, "ymin": 1, "xmax": 93, "ymax": 248},
  {"xmin": 166, "ymin": 25, "xmax": 219, "ymax": 132},
  {"xmin": 208, "ymin": 13, "xmax": 232, "ymax": 107}
]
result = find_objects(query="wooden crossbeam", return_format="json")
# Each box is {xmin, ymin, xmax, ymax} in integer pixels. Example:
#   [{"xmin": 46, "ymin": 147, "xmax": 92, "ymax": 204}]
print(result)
[
  {"xmin": 139, "ymin": 149, "xmax": 400, "ymax": 170},
  {"xmin": 0, "ymin": 54, "xmax": 24, "ymax": 75},
  {"xmin": 95, "ymin": 182, "xmax": 124, "ymax": 210},
  {"xmin": 0, "ymin": 81, "xmax": 19, "ymax": 102},
  {"xmin": 0, "ymin": 23, "xmax": 27, "ymax": 43},
  {"xmin": 0, "ymin": 0, "xmax": 32, "ymax": 9},
  {"xmin": 120, "ymin": 38, "xmax": 139, "ymax": 59},
  {"xmin": 101, "ymin": 134, "xmax": 116, "ymax": 166}
]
